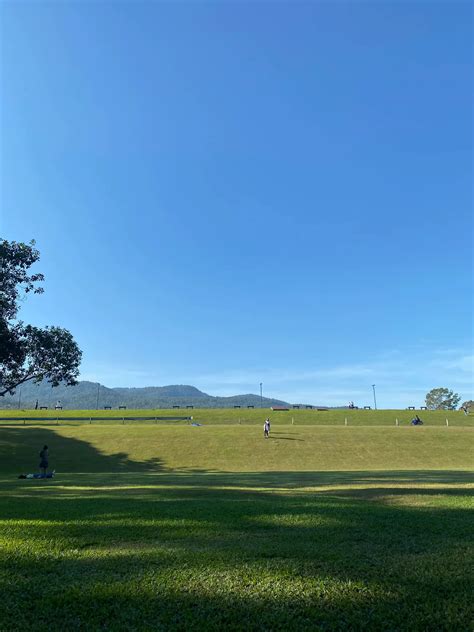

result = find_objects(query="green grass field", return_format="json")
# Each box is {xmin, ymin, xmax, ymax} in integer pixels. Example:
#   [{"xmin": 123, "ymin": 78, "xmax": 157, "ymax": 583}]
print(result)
[
  {"xmin": 1, "ymin": 407, "xmax": 472, "ymax": 426},
  {"xmin": 0, "ymin": 421, "xmax": 472, "ymax": 630}
]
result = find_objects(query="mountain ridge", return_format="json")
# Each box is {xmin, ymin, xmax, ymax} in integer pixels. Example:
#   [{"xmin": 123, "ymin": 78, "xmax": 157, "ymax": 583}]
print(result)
[{"xmin": 0, "ymin": 380, "xmax": 298, "ymax": 409}]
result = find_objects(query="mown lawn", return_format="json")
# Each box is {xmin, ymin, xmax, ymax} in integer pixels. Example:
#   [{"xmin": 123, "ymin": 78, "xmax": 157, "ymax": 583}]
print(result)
[
  {"xmin": 0, "ymin": 425, "xmax": 472, "ymax": 631},
  {"xmin": 0, "ymin": 407, "xmax": 472, "ymax": 427}
]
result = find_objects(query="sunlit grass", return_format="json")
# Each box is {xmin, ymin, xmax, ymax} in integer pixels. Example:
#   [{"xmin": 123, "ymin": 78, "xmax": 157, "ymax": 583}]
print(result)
[
  {"xmin": 1, "ymin": 407, "xmax": 472, "ymax": 427},
  {"xmin": 0, "ymin": 425, "xmax": 472, "ymax": 630},
  {"xmin": 1, "ymin": 425, "xmax": 473, "ymax": 473}
]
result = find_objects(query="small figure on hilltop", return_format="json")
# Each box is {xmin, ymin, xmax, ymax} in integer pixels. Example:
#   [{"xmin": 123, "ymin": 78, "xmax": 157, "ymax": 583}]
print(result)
[
  {"xmin": 411, "ymin": 415, "xmax": 423, "ymax": 426},
  {"xmin": 55, "ymin": 400, "xmax": 62, "ymax": 410},
  {"xmin": 35, "ymin": 399, "xmax": 39, "ymax": 410},
  {"xmin": 263, "ymin": 419, "xmax": 270, "ymax": 439},
  {"xmin": 39, "ymin": 445, "xmax": 49, "ymax": 477},
  {"xmin": 349, "ymin": 401, "xmax": 355, "ymax": 409}
]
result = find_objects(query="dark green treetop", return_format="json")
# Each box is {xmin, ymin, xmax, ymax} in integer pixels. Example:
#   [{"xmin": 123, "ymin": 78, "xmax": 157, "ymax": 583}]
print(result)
[
  {"xmin": 0, "ymin": 239, "xmax": 82, "ymax": 396},
  {"xmin": 425, "ymin": 387, "xmax": 461, "ymax": 411}
]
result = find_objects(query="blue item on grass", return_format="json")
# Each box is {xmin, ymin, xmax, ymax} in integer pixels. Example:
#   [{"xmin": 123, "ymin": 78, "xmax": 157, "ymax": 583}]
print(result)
[{"xmin": 18, "ymin": 471, "xmax": 55, "ymax": 479}]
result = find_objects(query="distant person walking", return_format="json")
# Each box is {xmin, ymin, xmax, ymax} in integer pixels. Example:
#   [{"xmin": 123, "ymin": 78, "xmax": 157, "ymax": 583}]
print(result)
[
  {"xmin": 55, "ymin": 400, "xmax": 61, "ymax": 410},
  {"xmin": 35, "ymin": 400, "xmax": 38, "ymax": 410},
  {"xmin": 266, "ymin": 418, "xmax": 271, "ymax": 433},
  {"xmin": 263, "ymin": 419, "xmax": 270, "ymax": 439},
  {"xmin": 39, "ymin": 445, "xmax": 49, "ymax": 478}
]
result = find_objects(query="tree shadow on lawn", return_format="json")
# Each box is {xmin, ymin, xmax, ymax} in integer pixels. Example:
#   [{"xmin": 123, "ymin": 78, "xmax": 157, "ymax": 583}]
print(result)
[
  {"xmin": 0, "ymin": 478, "xmax": 472, "ymax": 631},
  {"xmin": 184, "ymin": 469, "xmax": 474, "ymax": 489},
  {"xmin": 0, "ymin": 426, "xmax": 166, "ymax": 475},
  {"xmin": 0, "ymin": 427, "xmax": 472, "ymax": 630}
]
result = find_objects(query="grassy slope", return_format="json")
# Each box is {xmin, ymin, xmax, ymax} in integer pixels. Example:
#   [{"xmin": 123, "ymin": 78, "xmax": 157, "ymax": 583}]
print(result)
[
  {"xmin": 1, "ymin": 425, "xmax": 472, "ymax": 473},
  {"xmin": 0, "ymin": 407, "xmax": 472, "ymax": 426},
  {"xmin": 0, "ymin": 425, "xmax": 472, "ymax": 631}
]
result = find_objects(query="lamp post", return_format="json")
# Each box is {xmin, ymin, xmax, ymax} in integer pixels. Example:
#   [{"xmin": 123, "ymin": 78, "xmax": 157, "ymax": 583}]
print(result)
[
  {"xmin": 372, "ymin": 384, "xmax": 377, "ymax": 410},
  {"xmin": 260, "ymin": 383, "xmax": 263, "ymax": 408},
  {"xmin": 96, "ymin": 383, "xmax": 100, "ymax": 410},
  {"xmin": 18, "ymin": 388, "xmax": 22, "ymax": 410}
]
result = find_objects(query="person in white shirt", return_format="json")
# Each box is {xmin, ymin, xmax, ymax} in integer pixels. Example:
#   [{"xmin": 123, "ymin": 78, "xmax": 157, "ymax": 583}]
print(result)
[{"xmin": 263, "ymin": 419, "xmax": 270, "ymax": 438}]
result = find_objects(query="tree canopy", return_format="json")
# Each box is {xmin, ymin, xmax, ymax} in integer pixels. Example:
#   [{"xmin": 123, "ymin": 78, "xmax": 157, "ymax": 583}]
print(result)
[
  {"xmin": 425, "ymin": 387, "xmax": 461, "ymax": 411},
  {"xmin": 0, "ymin": 239, "xmax": 82, "ymax": 397}
]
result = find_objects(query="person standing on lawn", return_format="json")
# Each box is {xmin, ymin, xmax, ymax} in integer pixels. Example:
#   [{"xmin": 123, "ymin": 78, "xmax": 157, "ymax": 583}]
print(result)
[
  {"xmin": 39, "ymin": 445, "xmax": 49, "ymax": 478},
  {"xmin": 263, "ymin": 419, "xmax": 270, "ymax": 439}
]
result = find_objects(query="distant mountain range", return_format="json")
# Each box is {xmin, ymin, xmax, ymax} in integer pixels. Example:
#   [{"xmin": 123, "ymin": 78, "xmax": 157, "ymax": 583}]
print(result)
[{"xmin": 0, "ymin": 380, "xmax": 298, "ymax": 409}]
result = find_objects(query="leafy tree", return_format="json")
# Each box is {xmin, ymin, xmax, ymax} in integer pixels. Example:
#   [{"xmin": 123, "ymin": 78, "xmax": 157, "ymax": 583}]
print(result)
[
  {"xmin": 425, "ymin": 387, "xmax": 461, "ymax": 411},
  {"xmin": 0, "ymin": 239, "xmax": 82, "ymax": 396}
]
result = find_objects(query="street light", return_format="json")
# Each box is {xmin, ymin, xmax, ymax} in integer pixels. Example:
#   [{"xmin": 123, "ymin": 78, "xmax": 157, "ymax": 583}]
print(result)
[
  {"xmin": 260, "ymin": 383, "xmax": 263, "ymax": 408},
  {"xmin": 372, "ymin": 384, "xmax": 377, "ymax": 410},
  {"xmin": 96, "ymin": 383, "xmax": 100, "ymax": 410}
]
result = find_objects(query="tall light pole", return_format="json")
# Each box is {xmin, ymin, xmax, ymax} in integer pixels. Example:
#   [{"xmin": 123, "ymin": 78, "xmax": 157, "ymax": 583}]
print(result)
[
  {"xmin": 18, "ymin": 388, "xmax": 22, "ymax": 410},
  {"xmin": 372, "ymin": 384, "xmax": 377, "ymax": 410},
  {"xmin": 96, "ymin": 383, "xmax": 100, "ymax": 410},
  {"xmin": 260, "ymin": 382, "xmax": 263, "ymax": 408}
]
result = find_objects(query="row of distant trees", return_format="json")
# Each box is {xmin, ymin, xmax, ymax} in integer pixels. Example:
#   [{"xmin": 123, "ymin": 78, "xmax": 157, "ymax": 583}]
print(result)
[{"xmin": 0, "ymin": 239, "xmax": 472, "ymax": 411}]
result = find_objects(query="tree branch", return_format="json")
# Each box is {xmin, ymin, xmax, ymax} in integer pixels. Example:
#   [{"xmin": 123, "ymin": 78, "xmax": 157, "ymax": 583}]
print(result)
[{"xmin": 0, "ymin": 371, "xmax": 44, "ymax": 397}]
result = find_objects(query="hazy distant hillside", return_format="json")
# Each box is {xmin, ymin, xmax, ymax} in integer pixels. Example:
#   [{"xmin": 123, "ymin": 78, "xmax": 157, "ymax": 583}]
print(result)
[{"xmin": 0, "ymin": 380, "xmax": 292, "ymax": 409}]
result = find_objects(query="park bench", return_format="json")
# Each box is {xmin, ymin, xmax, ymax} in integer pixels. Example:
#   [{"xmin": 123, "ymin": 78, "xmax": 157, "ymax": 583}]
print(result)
[
  {"xmin": 104, "ymin": 406, "xmax": 112, "ymax": 410},
  {"xmin": 234, "ymin": 405, "xmax": 241, "ymax": 408},
  {"xmin": 247, "ymin": 405, "xmax": 254, "ymax": 408},
  {"xmin": 40, "ymin": 406, "xmax": 48, "ymax": 410},
  {"xmin": 364, "ymin": 406, "xmax": 371, "ymax": 410},
  {"xmin": 118, "ymin": 406, "xmax": 126, "ymax": 410},
  {"xmin": 186, "ymin": 405, "xmax": 194, "ymax": 409}
]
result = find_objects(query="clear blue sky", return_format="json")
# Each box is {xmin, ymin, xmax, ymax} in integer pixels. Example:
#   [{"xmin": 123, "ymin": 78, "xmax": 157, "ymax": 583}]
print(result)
[{"xmin": 1, "ymin": 2, "xmax": 472, "ymax": 407}]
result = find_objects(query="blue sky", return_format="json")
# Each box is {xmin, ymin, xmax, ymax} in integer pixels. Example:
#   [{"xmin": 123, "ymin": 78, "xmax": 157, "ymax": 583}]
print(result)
[{"xmin": 1, "ymin": 1, "xmax": 472, "ymax": 407}]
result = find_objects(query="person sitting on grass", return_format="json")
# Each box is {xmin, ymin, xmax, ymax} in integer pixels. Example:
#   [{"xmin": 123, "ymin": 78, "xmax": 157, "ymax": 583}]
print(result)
[
  {"xmin": 411, "ymin": 415, "xmax": 423, "ymax": 426},
  {"xmin": 19, "ymin": 471, "xmax": 55, "ymax": 479}
]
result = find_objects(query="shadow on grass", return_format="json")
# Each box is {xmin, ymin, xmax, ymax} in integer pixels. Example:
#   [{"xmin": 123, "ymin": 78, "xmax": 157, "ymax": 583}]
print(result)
[
  {"xmin": 0, "ymin": 427, "xmax": 473, "ymax": 630},
  {"xmin": 0, "ymin": 473, "xmax": 472, "ymax": 631},
  {"xmin": 0, "ymin": 426, "xmax": 166, "ymax": 474},
  {"xmin": 268, "ymin": 435, "xmax": 305, "ymax": 441},
  {"xmin": 185, "ymin": 469, "xmax": 474, "ymax": 488}
]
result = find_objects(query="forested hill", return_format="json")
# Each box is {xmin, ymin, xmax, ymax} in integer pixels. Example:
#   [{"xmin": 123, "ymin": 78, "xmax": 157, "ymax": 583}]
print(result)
[{"xmin": 0, "ymin": 380, "xmax": 293, "ymax": 409}]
